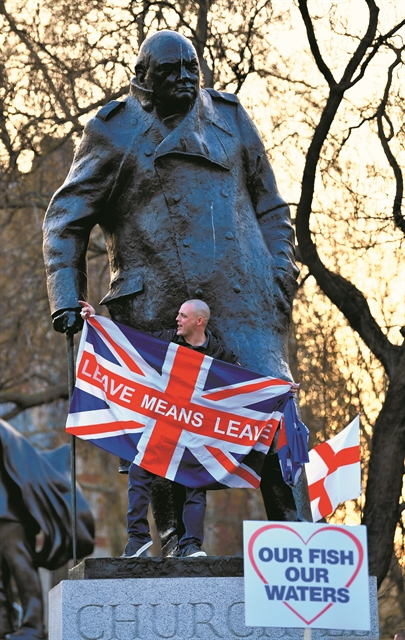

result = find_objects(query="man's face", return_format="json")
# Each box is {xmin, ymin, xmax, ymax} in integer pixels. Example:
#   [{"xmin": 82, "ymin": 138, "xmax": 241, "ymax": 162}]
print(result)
[
  {"xmin": 176, "ymin": 302, "xmax": 199, "ymax": 339},
  {"xmin": 144, "ymin": 37, "xmax": 200, "ymax": 116}
]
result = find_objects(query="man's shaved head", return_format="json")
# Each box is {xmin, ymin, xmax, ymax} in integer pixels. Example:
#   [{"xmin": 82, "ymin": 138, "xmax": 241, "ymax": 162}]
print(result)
[
  {"xmin": 185, "ymin": 299, "xmax": 210, "ymax": 324},
  {"xmin": 176, "ymin": 299, "xmax": 210, "ymax": 345}
]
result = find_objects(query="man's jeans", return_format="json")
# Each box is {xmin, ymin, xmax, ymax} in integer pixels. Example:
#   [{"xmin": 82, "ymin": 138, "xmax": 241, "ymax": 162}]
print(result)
[{"xmin": 127, "ymin": 464, "xmax": 206, "ymax": 550}]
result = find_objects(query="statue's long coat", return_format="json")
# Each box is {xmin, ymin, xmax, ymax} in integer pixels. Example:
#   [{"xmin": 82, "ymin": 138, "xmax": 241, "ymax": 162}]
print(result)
[{"xmin": 43, "ymin": 82, "xmax": 299, "ymax": 379}]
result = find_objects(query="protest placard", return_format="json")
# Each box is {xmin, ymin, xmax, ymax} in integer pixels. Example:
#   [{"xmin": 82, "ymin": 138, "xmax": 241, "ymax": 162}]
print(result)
[{"xmin": 244, "ymin": 521, "xmax": 370, "ymax": 631}]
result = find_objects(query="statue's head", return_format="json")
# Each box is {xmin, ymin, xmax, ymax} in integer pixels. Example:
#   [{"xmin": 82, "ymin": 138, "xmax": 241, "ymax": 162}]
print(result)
[{"xmin": 135, "ymin": 31, "xmax": 200, "ymax": 117}]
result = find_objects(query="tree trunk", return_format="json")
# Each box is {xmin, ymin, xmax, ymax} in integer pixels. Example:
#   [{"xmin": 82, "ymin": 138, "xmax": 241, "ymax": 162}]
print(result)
[
  {"xmin": 193, "ymin": 0, "xmax": 214, "ymax": 87},
  {"xmin": 363, "ymin": 347, "xmax": 405, "ymax": 586}
]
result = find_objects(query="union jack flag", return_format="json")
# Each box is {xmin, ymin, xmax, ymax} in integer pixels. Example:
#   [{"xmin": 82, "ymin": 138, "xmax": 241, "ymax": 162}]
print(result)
[{"xmin": 67, "ymin": 316, "xmax": 309, "ymax": 489}]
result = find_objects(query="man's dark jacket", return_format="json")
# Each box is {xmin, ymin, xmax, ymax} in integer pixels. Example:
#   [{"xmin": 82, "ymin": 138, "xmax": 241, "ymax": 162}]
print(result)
[
  {"xmin": 154, "ymin": 328, "xmax": 238, "ymax": 363},
  {"xmin": 43, "ymin": 80, "xmax": 299, "ymax": 380}
]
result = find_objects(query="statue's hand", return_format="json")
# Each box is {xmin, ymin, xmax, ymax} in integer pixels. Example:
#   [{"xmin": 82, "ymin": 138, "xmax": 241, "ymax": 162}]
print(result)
[{"xmin": 52, "ymin": 308, "xmax": 84, "ymax": 334}]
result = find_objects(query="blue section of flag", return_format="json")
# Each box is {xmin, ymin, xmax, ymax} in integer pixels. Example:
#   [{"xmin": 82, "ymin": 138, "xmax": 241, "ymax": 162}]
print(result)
[
  {"xmin": 89, "ymin": 433, "xmax": 142, "ymax": 461},
  {"xmin": 228, "ymin": 450, "xmax": 246, "ymax": 463},
  {"xmin": 174, "ymin": 448, "xmax": 223, "ymax": 488},
  {"xmin": 70, "ymin": 388, "xmax": 110, "ymax": 413},
  {"xmin": 245, "ymin": 393, "xmax": 288, "ymax": 414},
  {"xmin": 277, "ymin": 397, "xmax": 309, "ymax": 486},
  {"xmin": 115, "ymin": 320, "xmax": 168, "ymax": 374},
  {"xmin": 86, "ymin": 324, "xmax": 121, "ymax": 365},
  {"xmin": 203, "ymin": 358, "xmax": 262, "ymax": 391}
]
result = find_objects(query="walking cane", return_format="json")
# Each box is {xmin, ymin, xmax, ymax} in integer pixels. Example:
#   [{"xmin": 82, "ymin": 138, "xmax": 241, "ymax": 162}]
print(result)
[{"xmin": 66, "ymin": 331, "xmax": 77, "ymax": 566}]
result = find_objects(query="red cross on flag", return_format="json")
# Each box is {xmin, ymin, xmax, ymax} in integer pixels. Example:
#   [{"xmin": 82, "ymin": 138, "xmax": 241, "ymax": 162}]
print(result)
[{"xmin": 305, "ymin": 416, "xmax": 361, "ymax": 521}]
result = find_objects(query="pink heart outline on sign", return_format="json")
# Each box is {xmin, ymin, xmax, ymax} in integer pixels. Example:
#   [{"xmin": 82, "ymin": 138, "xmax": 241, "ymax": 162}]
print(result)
[{"xmin": 247, "ymin": 524, "xmax": 364, "ymax": 626}]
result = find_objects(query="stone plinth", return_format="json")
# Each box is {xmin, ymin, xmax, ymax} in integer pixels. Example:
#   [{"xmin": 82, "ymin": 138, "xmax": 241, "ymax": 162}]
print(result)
[
  {"xmin": 48, "ymin": 558, "xmax": 379, "ymax": 640},
  {"xmin": 68, "ymin": 556, "xmax": 244, "ymax": 580}
]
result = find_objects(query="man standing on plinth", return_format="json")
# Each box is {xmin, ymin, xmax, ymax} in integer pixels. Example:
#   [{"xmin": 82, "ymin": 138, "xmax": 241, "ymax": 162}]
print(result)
[
  {"xmin": 43, "ymin": 30, "xmax": 311, "ymax": 530},
  {"xmin": 80, "ymin": 297, "xmax": 239, "ymax": 558}
]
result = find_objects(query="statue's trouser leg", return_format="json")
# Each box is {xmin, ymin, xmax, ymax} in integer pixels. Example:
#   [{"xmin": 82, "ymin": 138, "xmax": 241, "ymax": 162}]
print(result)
[
  {"xmin": 260, "ymin": 452, "xmax": 312, "ymax": 522},
  {"xmin": 0, "ymin": 554, "xmax": 14, "ymax": 636},
  {"xmin": 0, "ymin": 522, "xmax": 44, "ymax": 639},
  {"xmin": 150, "ymin": 478, "xmax": 186, "ymax": 555}
]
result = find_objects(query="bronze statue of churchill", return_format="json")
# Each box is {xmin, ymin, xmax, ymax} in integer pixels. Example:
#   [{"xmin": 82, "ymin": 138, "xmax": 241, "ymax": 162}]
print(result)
[{"xmin": 43, "ymin": 30, "xmax": 311, "ymax": 525}]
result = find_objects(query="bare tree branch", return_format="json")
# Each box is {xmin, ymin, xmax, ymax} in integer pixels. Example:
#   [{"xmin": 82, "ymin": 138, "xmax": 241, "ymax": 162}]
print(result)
[
  {"xmin": 0, "ymin": 0, "xmax": 78, "ymax": 126},
  {"xmin": 297, "ymin": 0, "xmax": 336, "ymax": 86},
  {"xmin": 347, "ymin": 17, "xmax": 405, "ymax": 88},
  {"xmin": 339, "ymin": 0, "xmax": 380, "ymax": 88},
  {"xmin": 0, "ymin": 383, "xmax": 68, "ymax": 420},
  {"xmin": 376, "ymin": 44, "xmax": 405, "ymax": 234}
]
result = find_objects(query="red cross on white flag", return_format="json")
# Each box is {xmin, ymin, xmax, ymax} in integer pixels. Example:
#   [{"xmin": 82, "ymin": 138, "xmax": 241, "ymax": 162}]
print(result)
[{"xmin": 305, "ymin": 416, "xmax": 361, "ymax": 521}]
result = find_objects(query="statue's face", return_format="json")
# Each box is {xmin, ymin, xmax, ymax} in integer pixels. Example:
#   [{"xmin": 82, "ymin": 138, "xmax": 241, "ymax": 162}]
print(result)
[{"xmin": 144, "ymin": 36, "xmax": 200, "ymax": 116}]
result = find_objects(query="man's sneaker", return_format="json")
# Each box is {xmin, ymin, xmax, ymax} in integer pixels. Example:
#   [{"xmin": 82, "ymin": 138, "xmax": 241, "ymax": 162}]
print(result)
[
  {"xmin": 121, "ymin": 538, "xmax": 153, "ymax": 558},
  {"xmin": 181, "ymin": 544, "xmax": 207, "ymax": 558}
]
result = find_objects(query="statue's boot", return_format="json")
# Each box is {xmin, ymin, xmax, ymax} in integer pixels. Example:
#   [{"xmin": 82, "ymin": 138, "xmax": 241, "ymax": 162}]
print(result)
[{"xmin": 260, "ymin": 451, "xmax": 312, "ymax": 522}]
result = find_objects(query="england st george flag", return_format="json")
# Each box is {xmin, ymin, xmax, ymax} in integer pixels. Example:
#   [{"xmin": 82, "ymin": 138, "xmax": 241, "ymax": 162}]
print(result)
[{"xmin": 66, "ymin": 315, "xmax": 309, "ymax": 490}]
